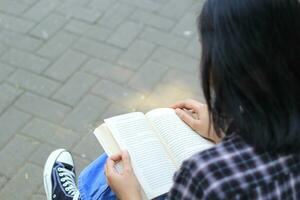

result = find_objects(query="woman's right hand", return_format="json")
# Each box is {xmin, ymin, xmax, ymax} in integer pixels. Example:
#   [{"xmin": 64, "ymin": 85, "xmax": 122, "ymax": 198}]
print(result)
[{"xmin": 170, "ymin": 99, "xmax": 221, "ymax": 143}]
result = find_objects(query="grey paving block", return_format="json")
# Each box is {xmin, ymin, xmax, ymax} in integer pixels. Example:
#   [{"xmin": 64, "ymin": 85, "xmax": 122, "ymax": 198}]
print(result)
[
  {"xmin": 0, "ymin": 43, "xmax": 8, "ymax": 56},
  {"xmin": 30, "ymin": 13, "xmax": 67, "ymax": 40},
  {"xmin": 72, "ymin": 154, "xmax": 91, "ymax": 175},
  {"xmin": 120, "ymin": 0, "xmax": 161, "ymax": 12},
  {"xmin": 28, "ymin": 143, "xmax": 55, "ymax": 166},
  {"xmin": 0, "ymin": 163, "xmax": 42, "ymax": 200},
  {"xmin": 65, "ymin": 20, "xmax": 111, "ymax": 41},
  {"xmin": 130, "ymin": 10, "xmax": 175, "ymax": 31},
  {"xmin": 0, "ymin": 176, "xmax": 7, "ymax": 189},
  {"xmin": 88, "ymin": 0, "xmax": 117, "ymax": 11},
  {"xmin": 140, "ymin": 28, "xmax": 188, "ymax": 51},
  {"xmin": 53, "ymin": 71, "xmax": 98, "ymax": 106},
  {"xmin": 118, "ymin": 40, "xmax": 155, "ymax": 70},
  {"xmin": 31, "ymin": 194, "xmax": 46, "ymax": 200},
  {"xmin": 151, "ymin": 47, "xmax": 199, "ymax": 72},
  {"xmin": 83, "ymin": 58, "xmax": 134, "ymax": 84},
  {"xmin": 15, "ymin": 0, "xmax": 38, "ymax": 6},
  {"xmin": 159, "ymin": 0, "xmax": 195, "ymax": 19},
  {"xmin": 73, "ymin": 132, "xmax": 104, "ymax": 161},
  {"xmin": 73, "ymin": 37, "xmax": 122, "ymax": 62},
  {"xmin": 15, "ymin": 93, "xmax": 71, "ymax": 123},
  {"xmin": 0, "ymin": 83, "xmax": 22, "ymax": 114},
  {"xmin": 0, "ymin": 30, "xmax": 43, "ymax": 52},
  {"xmin": 58, "ymin": 4, "xmax": 102, "ymax": 22},
  {"xmin": 186, "ymin": 36, "xmax": 201, "ymax": 59},
  {"xmin": 0, "ymin": 13, "xmax": 35, "ymax": 34},
  {"xmin": 45, "ymin": 50, "xmax": 88, "ymax": 82},
  {"xmin": 22, "ymin": 118, "xmax": 81, "ymax": 149},
  {"xmin": 107, "ymin": 21, "xmax": 143, "ymax": 48},
  {"xmin": 171, "ymin": 12, "xmax": 198, "ymax": 38},
  {"xmin": 98, "ymin": 2, "xmax": 135, "ymax": 29},
  {"xmin": 0, "ymin": 0, "xmax": 28, "ymax": 15},
  {"xmin": 63, "ymin": 94, "xmax": 109, "ymax": 132},
  {"xmin": 92, "ymin": 80, "xmax": 144, "ymax": 109},
  {"xmin": 37, "ymin": 31, "xmax": 78, "ymax": 59},
  {"xmin": 0, "ymin": 107, "xmax": 31, "ymax": 148},
  {"xmin": 2, "ymin": 49, "xmax": 50, "ymax": 73},
  {"xmin": 101, "ymin": 103, "xmax": 131, "ymax": 119},
  {"xmin": 0, "ymin": 62, "xmax": 14, "ymax": 82},
  {"xmin": 162, "ymin": 69, "xmax": 201, "ymax": 92},
  {"xmin": 0, "ymin": 134, "xmax": 39, "ymax": 177},
  {"xmin": 128, "ymin": 60, "xmax": 168, "ymax": 93},
  {"xmin": 24, "ymin": 0, "xmax": 60, "ymax": 21},
  {"xmin": 8, "ymin": 69, "xmax": 60, "ymax": 97}
]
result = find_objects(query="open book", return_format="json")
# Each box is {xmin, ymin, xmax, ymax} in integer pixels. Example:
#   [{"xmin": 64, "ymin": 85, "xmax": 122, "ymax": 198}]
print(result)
[{"xmin": 94, "ymin": 108, "xmax": 214, "ymax": 200}]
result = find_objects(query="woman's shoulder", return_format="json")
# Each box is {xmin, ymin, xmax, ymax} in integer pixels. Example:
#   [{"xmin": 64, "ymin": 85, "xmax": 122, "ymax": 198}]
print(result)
[{"xmin": 170, "ymin": 134, "xmax": 300, "ymax": 199}]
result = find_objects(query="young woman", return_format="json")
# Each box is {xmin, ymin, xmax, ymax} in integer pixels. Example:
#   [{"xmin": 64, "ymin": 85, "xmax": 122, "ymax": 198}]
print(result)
[{"xmin": 43, "ymin": 0, "xmax": 300, "ymax": 199}]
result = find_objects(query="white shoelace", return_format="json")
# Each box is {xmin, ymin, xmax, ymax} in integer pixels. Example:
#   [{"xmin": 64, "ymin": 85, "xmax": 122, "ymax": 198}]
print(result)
[{"xmin": 57, "ymin": 167, "xmax": 77, "ymax": 196}]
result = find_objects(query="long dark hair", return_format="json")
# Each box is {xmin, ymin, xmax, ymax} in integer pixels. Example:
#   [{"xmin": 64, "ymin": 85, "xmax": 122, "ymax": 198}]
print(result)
[{"xmin": 199, "ymin": 0, "xmax": 300, "ymax": 153}]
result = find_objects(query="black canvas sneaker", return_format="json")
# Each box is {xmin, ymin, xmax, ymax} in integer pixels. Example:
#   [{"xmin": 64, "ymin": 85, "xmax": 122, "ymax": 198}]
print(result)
[{"xmin": 43, "ymin": 149, "xmax": 80, "ymax": 200}]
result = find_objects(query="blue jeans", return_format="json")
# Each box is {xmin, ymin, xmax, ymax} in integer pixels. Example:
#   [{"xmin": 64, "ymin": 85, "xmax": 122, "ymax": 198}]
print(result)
[{"xmin": 78, "ymin": 153, "xmax": 167, "ymax": 200}]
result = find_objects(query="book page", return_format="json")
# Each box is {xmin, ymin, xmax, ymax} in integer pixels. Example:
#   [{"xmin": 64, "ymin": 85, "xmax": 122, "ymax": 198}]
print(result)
[
  {"xmin": 146, "ymin": 108, "xmax": 214, "ymax": 168},
  {"xmin": 105, "ymin": 112, "xmax": 177, "ymax": 200}
]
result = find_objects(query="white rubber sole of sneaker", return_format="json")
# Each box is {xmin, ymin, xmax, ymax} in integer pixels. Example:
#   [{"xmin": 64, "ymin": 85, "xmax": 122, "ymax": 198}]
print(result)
[{"xmin": 43, "ymin": 149, "xmax": 67, "ymax": 200}]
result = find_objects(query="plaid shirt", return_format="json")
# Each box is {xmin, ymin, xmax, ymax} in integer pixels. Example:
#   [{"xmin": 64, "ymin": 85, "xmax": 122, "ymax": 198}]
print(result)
[{"xmin": 168, "ymin": 134, "xmax": 300, "ymax": 200}]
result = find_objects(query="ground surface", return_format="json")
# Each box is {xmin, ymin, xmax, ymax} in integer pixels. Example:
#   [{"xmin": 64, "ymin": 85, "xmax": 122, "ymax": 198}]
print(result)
[{"xmin": 0, "ymin": 0, "xmax": 205, "ymax": 199}]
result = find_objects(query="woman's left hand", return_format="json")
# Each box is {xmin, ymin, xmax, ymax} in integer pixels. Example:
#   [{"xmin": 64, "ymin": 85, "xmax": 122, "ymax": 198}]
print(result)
[{"xmin": 105, "ymin": 151, "xmax": 141, "ymax": 200}]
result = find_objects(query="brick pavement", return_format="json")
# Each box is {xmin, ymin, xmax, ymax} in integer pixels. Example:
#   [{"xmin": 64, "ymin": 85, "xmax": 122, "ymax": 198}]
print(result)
[{"xmin": 0, "ymin": 0, "xmax": 205, "ymax": 199}]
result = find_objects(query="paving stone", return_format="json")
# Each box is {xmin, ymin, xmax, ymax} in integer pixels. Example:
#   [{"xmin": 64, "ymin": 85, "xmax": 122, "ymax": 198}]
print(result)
[
  {"xmin": 120, "ymin": 0, "xmax": 161, "ymax": 12},
  {"xmin": 2, "ymin": 49, "xmax": 50, "ymax": 73},
  {"xmin": 60, "ymin": 0, "xmax": 92, "ymax": 6},
  {"xmin": 0, "ymin": 62, "xmax": 14, "ymax": 82},
  {"xmin": 140, "ymin": 28, "xmax": 188, "ymax": 51},
  {"xmin": 118, "ymin": 40, "xmax": 155, "ymax": 70},
  {"xmin": 130, "ymin": 10, "xmax": 175, "ymax": 31},
  {"xmin": 30, "ymin": 13, "xmax": 67, "ymax": 40},
  {"xmin": 98, "ymin": 2, "xmax": 135, "ymax": 29},
  {"xmin": 0, "ymin": 107, "xmax": 31, "ymax": 148},
  {"xmin": 159, "ymin": 0, "xmax": 195, "ymax": 19},
  {"xmin": 151, "ymin": 47, "xmax": 199, "ymax": 72},
  {"xmin": 0, "ymin": 163, "xmax": 42, "ymax": 200},
  {"xmin": 37, "ymin": 31, "xmax": 78, "ymax": 59},
  {"xmin": 8, "ymin": 69, "xmax": 60, "ymax": 97},
  {"xmin": 171, "ymin": 12, "xmax": 198, "ymax": 38},
  {"xmin": 107, "ymin": 21, "xmax": 143, "ymax": 48},
  {"xmin": 0, "ymin": 43, "xmax": 8, "ymax": 56},
  {"xmin": 88, "ymin": 0, "xmax": 117, "ymax": 11},
  {"xmin": 15, "ymin": 93, "xmax": 71, "ymax": 123},
  {"xmin": 0, "ymin": 13, "xmax": 35, "ymax": 34},
  {"xmin": 73, "ymin": 132, "xmax": 104, "ymax": 161},
  {"xmin": 53, "ymin": 72, "xmax": 98, "ymax": 106},
  {"xmin": 28, "ymin": 143, "xmax": 55, "ymax": 166},
  {"xmin": 162, "ymin": 69, "xmax": 202, "ymax": 92},
  {"xmin": 24, "ymin": 0, "xmax": 60, "ymax": 21},
  {"xmin": 12, "ymin": 0, "xmax": 38, "ymax": 6},
  {"xmin": 128, "ymin": 60, "xmax": 168, "ymax": 93},
  {"xmin": 73, "ymin": 154, "xmax": 91, "ymax": 175},
  {"xmin": 0, "ymin": 30, "xmax": 43, "ymax": 52},
  {"xmin": 22, "ymin": 118, "xmax": 81, "ymax": 149},
  {"xmin": 0, "ymin": 0, "xmax": 28, "ymax": 15},
  {"xmin": 45, "ymin": 50, "xmax": 88, "ymax": 82},
  {"xmin": 65, "ymin": 20, "xmax": 111, "ymax": 41},
  {"xmin": 58, "ymin": 3, "xmax": 102, "ymax": 22},
  {"xmin": 0, "ymin": 83, "xmax": 22, "ymax": 114},
  {"xmin": 63, "ymin": 95, "xmax": 109, "ymax": 132},
  {"xmin": 31, "ymin": 194, "xmax": 46, "ymax": 200},
  {"xmin": 186, "ymin": 36, "xmax": 202, "ymax": 59},
  {"xmin": 92, "ymin": 80, "xmax": 144, "ymax": 109},
  {"xmin": 0, "ymin": 134, "xmax": 39, "ymax": 178},
  {"xmin": 101, "ymin": 103, "xmax": 131, "ymax": 119},
  {"xmin": 83, "ymin": 58, "xmax": 134, "ymax": 84},
  {"xmin": 73, "ymin": 37, "xmax": 122, "ymax": 62},
  {"xmin": 0, "ymin": 176, "xmax": 7, "ymax": 189}
]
